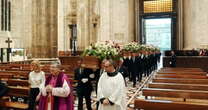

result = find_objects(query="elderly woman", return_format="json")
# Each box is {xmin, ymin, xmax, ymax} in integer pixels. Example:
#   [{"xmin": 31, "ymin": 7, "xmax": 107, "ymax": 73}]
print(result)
[
  {"xmin": 28, "ymin": 60, "xmax": 45, "ymax": 110},
  {"xmin": 38, "ymin": 64, "xmax": 74, "ymax": 110}
]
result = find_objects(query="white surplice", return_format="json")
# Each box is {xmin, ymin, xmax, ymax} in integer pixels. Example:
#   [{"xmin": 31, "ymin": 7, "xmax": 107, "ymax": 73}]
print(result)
[
  {"xmin": 39, "ymin": 79, "xmax": 70, "ymax": 110},
  {"xmin": 97, "ymin": 72, "xmax": 127, "ymax": 110},
  {"xmin": 39, "ymin": 80, "xmax": 70, "ymax": 97}
]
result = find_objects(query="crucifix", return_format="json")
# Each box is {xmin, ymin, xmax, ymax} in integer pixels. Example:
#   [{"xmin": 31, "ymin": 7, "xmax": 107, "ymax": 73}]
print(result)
[{"xmin": 5, "ymin": 37, "xmax": 12, "ymax": 48}]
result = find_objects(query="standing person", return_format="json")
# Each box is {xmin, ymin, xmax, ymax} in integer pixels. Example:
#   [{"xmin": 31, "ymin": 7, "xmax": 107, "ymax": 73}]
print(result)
[
  {"xmin": 0, "ymin": 82, "xmax": 8, "ymax": 98},
  {"xmin": 97, "ymin": 59, "xmax": 126, "ymax": 110},
  {"xmin": 38, "ymin": 64, "xmax": 74, "ymax": 110},
  {"xmin": 117, "ymin": 58, "xmax": 128, "ymax": 86},
  {"xmin": 28, "ymin": 60, "xmax": 45, "ymax": 110},
  {"xmin": 74, "ymin": 60, "xmax": 94, "ymax": 110},
  {"xmin": 95, "ymin": 59, "xmax": 107, "ymax": 92},
  {"xmin": 170, "ymin": 50, "xmax": 176, "ymax": 67},
  {"xmin": 123, "ymin": 53, "xmax": 131, "ymax": 81},
  {"xmin": 129, "ymin": 52, "xmax": 139, "ymax": 87}
]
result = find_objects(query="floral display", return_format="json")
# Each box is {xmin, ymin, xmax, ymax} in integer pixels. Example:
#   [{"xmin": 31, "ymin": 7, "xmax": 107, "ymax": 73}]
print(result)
[
  {"xmin": 82, "ymin": 41, "xmax": 160, "ymax": 60},
  {"xmin": 82, "ymin": 41, "xmax": 121, "ymax": 60}
]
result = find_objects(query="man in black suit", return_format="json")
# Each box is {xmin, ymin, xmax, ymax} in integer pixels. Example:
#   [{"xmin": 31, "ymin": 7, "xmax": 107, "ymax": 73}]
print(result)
[
  {"xmin": 95, "ymin": 59, "xmax": 107, "ymax": 89},
  {"xmin": 117, "ymin": 58, "xmax": 128, "ymax": 86},
  {"xmin": 123, "ymin": 54, "xmax": 131, "ymax": 81},
  {"xmin": 129, "ymin": 52, "xmax": 139, "ymax": 87},
  {"xmin": 170, "ymin": 50, "xmax": 176, "ymax": 67},
  {"xmin": 145, "ymin": 51, "xmax": 151, "ymax": 77},
  {"xmin": 74, "ymin": 60, "xmax": 95, "ymax": 110},
  {"xmin": 0, "ymin": 82, "xmax": 8, "ymax": 98}
]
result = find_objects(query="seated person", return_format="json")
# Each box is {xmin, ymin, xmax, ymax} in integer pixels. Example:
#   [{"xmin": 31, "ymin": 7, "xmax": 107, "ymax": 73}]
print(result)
[{"xmin": 0, "ymin": 82, "xmax": 8, "ymax": 98}]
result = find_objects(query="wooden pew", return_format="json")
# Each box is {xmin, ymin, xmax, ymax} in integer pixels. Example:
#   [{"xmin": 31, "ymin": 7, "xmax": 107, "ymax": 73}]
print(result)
[
  {"xmin": 153, "ymin": 78, "xmax": 208, "ymax": 84},
  {"xmin": 155, "ymin": 74, "xmax": 208, "ymax": 79},
  {"xmin": 157, "ymin": 71, "xmax": 207, "ymax": 75},
  {"xmin": 0, "ymin": 65, "xmax": 11, "ymax": 70},
  {"xmin": 0, "ymin": 86, "xmax": 29, "ymax": 109},
  {"xmin": 7, "ymin": 79, "xmax": 29, "ymax": 87},
  {"xmin": 142, "ymin": 88, "xmax": 208, "ymax": 100},
  {"xmin": 161, "ymin": 67, "xmax": 203, "ymax": 71},
  {"xmin": 0, "ymin": 71, "xmax": 29, "ymax": 79},
  {"xmin": 148, "ymin": 83, "xmax": 208, "ymax": 91},
  {"xmin": 7, "ymin": 86, "xmax": 29, "ymax": 97},
  {"xmin": 134, "ymin": 99, "xmax": 208, "ymax": 110},
  {"xmin": 158, "ymin": 69, "xmax": 205, "ymax": 72},
  {"xmin": 0, "ymin": 74, "xmax": 13, "ymax": 80},
  {"xmin": 135, "ymin": 67, "xmax": 208, "ymax": 110}
]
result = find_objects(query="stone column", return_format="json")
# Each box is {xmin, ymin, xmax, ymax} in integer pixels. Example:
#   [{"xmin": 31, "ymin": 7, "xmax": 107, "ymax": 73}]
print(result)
[
  {"xmin": 135, "ymin": 0, "xmax": 139, "ymax": 42},
  {"xmin": 77, "ymin": 0, "xmax": 90, "ymax": 50},
  {"xmin": 31, "ymin": 0, "xmax": 58, "ymax": 58},
  {"xmin": 95, "ymin": 0, "xmax": 134, "ymax": 43},
  {"xmin": 177, "ymin": 0, "xmax": 184, "ymax": 50},
  {"xmin": 184, "ymin": 0, "xmax": 208, "ymax": 49}
]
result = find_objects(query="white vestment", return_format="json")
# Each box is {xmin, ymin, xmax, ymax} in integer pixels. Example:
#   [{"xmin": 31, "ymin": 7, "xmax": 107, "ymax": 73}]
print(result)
[
  {"xmin": 39, "ymin": 79, "xmax": 70, "ymax": 110},
  {"xmin": 97, "ymin": 72, "xmax": 127, "ymax": 110}
]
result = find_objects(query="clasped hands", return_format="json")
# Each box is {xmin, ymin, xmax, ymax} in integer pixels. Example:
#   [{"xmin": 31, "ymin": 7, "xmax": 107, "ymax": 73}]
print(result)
[
  {"xmin": 103, "ymin": 98, "xmax": 110, "ymax": 105},
  {"xmin": 46, "ymin": 85, "xmax": 53, "ymax": 93}
]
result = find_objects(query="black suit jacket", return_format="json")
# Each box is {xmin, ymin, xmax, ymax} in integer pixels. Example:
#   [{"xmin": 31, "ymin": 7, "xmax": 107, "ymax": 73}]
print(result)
[
  {"xmin": 74, "ymin": 68, "xmax": 94, "ymax": 95},
  {"xmin": 129, "ymin": 56, "xmax": 140, "ymax": 74},
  {"xmin": 170, "ymin": 55, "xmax": 176, "ymax": 67}
]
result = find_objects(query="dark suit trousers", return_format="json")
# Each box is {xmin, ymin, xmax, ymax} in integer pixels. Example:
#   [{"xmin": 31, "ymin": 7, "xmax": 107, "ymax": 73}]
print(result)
[{"xmin": 78, "ymin": 90, "xmax": 92, "ymax": 110}]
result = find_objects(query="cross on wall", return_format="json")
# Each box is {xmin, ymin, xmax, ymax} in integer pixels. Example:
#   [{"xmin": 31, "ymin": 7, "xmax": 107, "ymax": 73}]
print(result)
[{"xmin": 5, "ymin": 37, "xmax": 12, "ymax": 48}]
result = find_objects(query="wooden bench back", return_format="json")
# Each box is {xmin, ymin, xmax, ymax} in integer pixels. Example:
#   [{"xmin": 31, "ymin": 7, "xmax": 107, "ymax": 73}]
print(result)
[
  {"xmin": 161, "ymin": 67, "xmax": 203, "ymax": 71},
  {"xmin": 155, "ymin": 74, "xmax": 208, "ymax": 79},
  {"xmin": 0, "ymin": 74, "xmax": 13, "ymax": 79},
  {"xmin": 143, "ymin": 88, "xmax": 208, "ymax": 100},
  {"xmin": 134, "ymin": 99, "xmax": 208, "ymax": 110},
  {"xmin": 7, "ymin": 79, "xmax": 29, "ymax": 87},
  {"xmin": 7, "ymin": 86, "xmax": 29, "ymax": 97},
  {"xmin": 153, "ymin": 78, "xmax": 208, "ymax": 84},
  {"xmin": 0, "ymin": 86, "xmax": 29, "ymax": 109},
  {"xmin": 157, "ymin": 72, "xmax": 207, "ymax": 75},
  {"xmin": 148, "ymin": 83, "xmax": 208, "ymax": 91}
]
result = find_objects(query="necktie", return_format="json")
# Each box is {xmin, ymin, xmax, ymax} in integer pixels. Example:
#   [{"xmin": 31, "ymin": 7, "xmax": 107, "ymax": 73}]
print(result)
[{"xmin": 100, "ymin": 70, "xmax": 103, "ymax": 75}]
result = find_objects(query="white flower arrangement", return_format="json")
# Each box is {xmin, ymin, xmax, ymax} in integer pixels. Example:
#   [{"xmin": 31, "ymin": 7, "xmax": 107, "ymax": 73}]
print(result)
[
  {"xmin": 82, "ymin": 41, "xmax": 121, "ymax": 60},
  {"xmin": 82, "ymin": 41, "xmax": 160, "ymax": 60}
]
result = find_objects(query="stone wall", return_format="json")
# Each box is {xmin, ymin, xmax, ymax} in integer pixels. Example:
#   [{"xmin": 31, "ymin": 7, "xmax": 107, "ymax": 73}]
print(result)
[
  {"xmin": 0, "ymin": 0, "xmax": 32, "ymax": 49},
  {"xmin": 184, "ymin": 0, "xmax": 208, "ymax": 49},
  {"xmin": 95, "ymin": 0, "xmax": 134, "ymax": 44}
]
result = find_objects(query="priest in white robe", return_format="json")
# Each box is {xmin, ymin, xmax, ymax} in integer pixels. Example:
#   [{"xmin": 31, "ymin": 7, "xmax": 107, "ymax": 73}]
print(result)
[{"xmin": 97, "ymin": 59, "xmax": 127, "ymax": 110}]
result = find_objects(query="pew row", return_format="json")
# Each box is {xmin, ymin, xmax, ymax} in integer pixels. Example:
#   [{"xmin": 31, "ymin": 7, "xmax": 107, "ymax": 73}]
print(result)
[
  {"xmin": 157, "ymin": 71, "xmax": 207, "ymax": 75},
  {"xmin": 0, "ymin": 86, "xmax": 29, "ymax": 109},
  {"xmin": 152, "ymin": 78, "xmax": 208, "ymax": 84},
  {"xmin": 148, "ymin": 83, "xmax": 208, "ymax": 91},
  {"xmin": 142, "ymin": 88, "xmax": 208, "ymax": 100},
  {"xmin": 155, "ymin": 74, "xmax": 208, "ymax": 79},
  {"xmin": 134, "ymin": 99, "xmax": 208, "ymax": 110}
]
